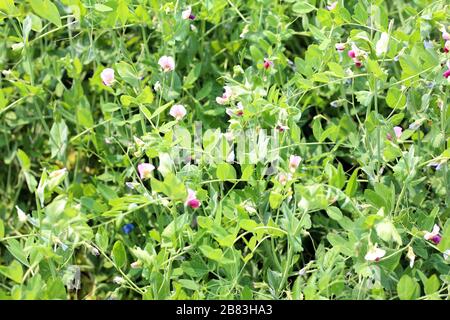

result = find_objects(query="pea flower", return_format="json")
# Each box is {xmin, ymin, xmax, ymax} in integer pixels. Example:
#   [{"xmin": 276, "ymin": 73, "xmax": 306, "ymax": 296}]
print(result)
[
  {"xmin": 348, "ymin": 44, "xmax": 367, "ymax": 68},
  {"xmin": 169, "ymin": 104, "xmax": 187, "ymax": 120},
  {"xmin": 444, "ymin": 40, "xmax": 450, "ymax": 53},
  {"xmin": 406, "ymin": 246, "xmax": 415, "ymax": 268},
  {"xmin": 137, "ymin": 163, "xmax": 155, "ymax": 180},
  {"xmin": 100, "ymin": 68, "xmax": 115, "ymax": 86},
  {"xmin": 113, "ymin": 276, "xmax": 124, "ymax": 284},
  {"xmin": 240, "ymin": 24, "xmax": 250, "ymax": 39},
  {"xmin": 289, "ymin": 155, "xmax": 302, "ymax": 172},
  {"xmin": 376, "ymin": 32, "xmax": 389, "ymax": 57},
  {"xmin": 122, "ymin": 223, "xmax": 135, "ymax": 235},
  {"xmin": 216, "ymin": 86, "xmax": 233, "ymax": 105},
  {"xmin": 158, "ymin": 56, "xmax": 175, "ymax": 72},
  {"xmin": 276, "ymin": 122, "xmax": 289, "ymax": 132},
  {"xmin": 263, "ymin": 58, "xmax": 274, "ymax": 70},
  {"xmin": 364, "ymin": 244, "xmax": 386, "ymax": 262},
  {"xmin": 90, "ymin": 246, "xmax": 100, "ymax": 256},
  {"xmin": 424, "ymin": 224, "xmax": 442, "ymax": 245},
  {"xmin": 130, "ymin": 261, "xmax": 141, "ymax": 269},
  {"xmin": 442, "ymin": 27, "xmax": 450, "ymax": 41},
  {"xmin": 154, "ymin": 81, "xmax": 161, "ymax": 92},
  {"xmin": 226, "ymin": 102, "xmax": 244, "ymax": 117},
  {"xmin": 16, "ymin": 206, "xmax": 28, "ymax": 223},
  {"xmin": 185, "ymin": 188, "xmax": 201, "ymax": 209},
  {"xmin": 181, "ymin": 6, "xmax": 195, "ymax": 20},
  {"xmin": 278, "ymin": 172, "xmax": 293, "ymax": 185},
  {"xmin": 423, "ymin": 40, "xmax": 434, "ymax": 49},
  {"xmin": 443, "ymin": 69, "xmax": 450, "ymax": 78},
  {"xmin": 444, "ymin": 249, "xmax": 450, "ymax": 261},
  {"xmin": 393, "ymin": 126, "xmax": 403, "ymax": 138},
  {"xmin": 428, "ymin": 161, "xmax": 443, "ymax": 170},
  {"xmin": 387, "ymin": 126, "xmax": 403, "ymax": 141},
  {"xmin": 335, "ymin": 43, "xmax": 346, "ymax": 51},
  {"xmin": 326, "ymin": 1, "xmax": 337, "ymax": 10}
]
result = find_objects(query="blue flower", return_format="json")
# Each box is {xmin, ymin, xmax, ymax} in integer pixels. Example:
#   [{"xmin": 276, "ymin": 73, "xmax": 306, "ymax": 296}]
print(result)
[{"xmin": 122, "ymin": 223, "xmax": 135, "ymax": 234}]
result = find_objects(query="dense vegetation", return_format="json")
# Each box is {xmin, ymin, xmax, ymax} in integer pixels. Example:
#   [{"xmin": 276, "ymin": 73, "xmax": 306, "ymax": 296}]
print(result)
[{"xmin": 0, "ymin": 0, "xmax": 449, "ymax": 300}]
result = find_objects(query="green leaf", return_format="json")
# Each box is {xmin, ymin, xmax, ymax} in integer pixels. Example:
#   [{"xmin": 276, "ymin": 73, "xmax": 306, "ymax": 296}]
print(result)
[
  {"xmin": 199, "ymin": 245, "xmax": 223, "ymax": 262},
  {"xmin": 29, "ymin": 0, "xmax": 61, "ymax": 27},
  {"xmin": 0, "ymin": 0, "xmax": 18, "ymax": 15},
  {"xmin": 367, "ymin": 59, "xmax": 384, "ymax": 78},
  {"xmin": 6, "ymin": 239, "xmax": 29, "ymax": 267},
  {"xmin": 328, "ymin": 62, "xmax": 345, "ymax": 77},
  {"xmin": 345, "ymin": 168, "xmax": 359, "ymax": 197},
  {"xmin": 136, "ymin": 86, "xmax": 154, "ymax": 105},
  {"xmin": 375, "ymin": 219, "xmax": 402, "ymax": 245},
  {"xmin": 397, "ymin": 275, "xmax": 420, "ymax": 300},
  {"xmin": 0, "ymin": 260, "xmax": 23, "ymax": 284},
  {"xmin": 216, "ymin": 163, "xmax": 237, "ymax": 181},
  {"xmin": 386, "ymin": 87, "xmax": 406, "ymax": 109},
  {"xmin": 116, "ymin": 61, "xmax": 139, "ymax": 87},
  {"xmin": 46, "ymin": 278, "xmax": 67, "ymax": 299},
  {"xmin": 94, "ymin": 4, "xmax": 113, "ymax": 12},
  {"xmin": 326, "ymin": 207, "xmax": 343, "ymax": 221},
  {"xmin": 249, "ymin": 45, "xmax": 264, "ymax": 63},
  {"xmin": 424, "ymin": 275, "xmax": 440, "ymax": 296},
  {"xmin": 177, "ymin": 279, "xmax": 200, "ymax": 291},
  {"xmin": 292, "ymin": 2, "xmax": 315, "ymax": 14},
  {"xmin": 112, "ymin": 240, "xmax": 127, "ymax": 269},
  {"xmin": 239, "ymin": 219, "xmax": 259, "ymax": 232},
  {"xmin": 240, "ymin": 164, "xmax": 254, "ymax": 181},
  {"xmin": 49, "ymin": 120, "xmax": 68, "ymax": 159},
  {"xmin": 0, "ymin": 219, "xmax": 4, "ymax": 239},
  {"xmin": 120, "ymin": 95, "xmax": 136, "ymax": 107},
  {"xmin": 17, "ymin": 149, "xmax": 31, "ymax": 171},
  {"xmin": 269, "ymin": 191, "xmax": 283, "ymax": 209}
]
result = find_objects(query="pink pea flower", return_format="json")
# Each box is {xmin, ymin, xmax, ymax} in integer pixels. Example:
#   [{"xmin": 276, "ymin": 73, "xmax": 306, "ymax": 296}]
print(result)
[
  {"xmin": 226, "ymin": 102, "xmax": 244, "ymax": 117},
  {"xmin": 365, "ymin": 244, "xmax": 386, "ymax": 262},
  {"xmin": 443, "ymin": 69, "xmax": 450, "ymax": 78},
  {"xmin": 169, "ymin": 104, "xmax": 187, "ymax": 120},
  {"xmin": 137, "ymin": 163, "xmax": 155, "ymax": 180},
  {"xmin": 326, "ymin": 1, "xmax": 337, "ymax": 10},
  {"xmin": 289, "ymin": 155, "xmax": 302, "ymax": 172},
  {"xmin": 236, "ymin": 102, "xmax": 244, "ymax": 116},
  {"xmin": 216, "ymin": 86, "xmax": 233, "ymax": 105},
  {"xmin": 185, "ymin": 188, "xmax": 201, "ymax": 209},
  {"xmin": 100, "ymin": 68, "xmax": 115, "ymax": 86},
  {"xmin": 263, "ymin": 58, "xmax": 274, "ymax": 70},
  {"xmin": 444, "ymin": 40, "xmax": 450, "ymax": 53},
  {"xmin": 158, "ymin": 56, "xmax": 175, "ymax": 72},
  {"xmin": 278, "ymin": 172, "xmax": 293, "ymax": 185},
  {"xmin": 354, "ymin": 59, "xmax": 363, "ymax": 68},
  {"xmin": 348, "ymin": 50, "xmax": 356, "ymax": 58},
  {"xmin": 442, "ymin": 28, "xmax": 450, "ymax": 41},
  {"xmin": 181, "ymin": 6, "xmax": 195, "ymax": 20},
  {"xmin": 424, "ymin": 224, "xmax": 442, "ymax": 245},
  {"xmin": 276, "ymin": 122, "xmax": 289, "ymax": 132},
  {"xmin": 335, "ymin": 43, "xmax": 346, "ymax": 51},
  {"xmin": 394, "ymin": 126, "xmax": 403, "ymax": 139},
  {"xmin": 387, "ymin": 126, "xmax": 403, "ymax": 141},
  {"xmin": 348, "ymin": 44, "xmax": 367, "ymax": 67}
]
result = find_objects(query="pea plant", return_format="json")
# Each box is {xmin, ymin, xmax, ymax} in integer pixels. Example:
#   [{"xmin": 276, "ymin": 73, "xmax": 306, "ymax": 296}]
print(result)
[{"xmin": 0, "ymin": 0, "xmax": 449, "ymax": 300}]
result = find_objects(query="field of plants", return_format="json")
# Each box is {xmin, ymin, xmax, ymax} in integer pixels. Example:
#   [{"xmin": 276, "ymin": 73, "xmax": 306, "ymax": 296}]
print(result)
[{"xmin": 0, "ymin": 0, "xmax": 449, "ymax": 300}]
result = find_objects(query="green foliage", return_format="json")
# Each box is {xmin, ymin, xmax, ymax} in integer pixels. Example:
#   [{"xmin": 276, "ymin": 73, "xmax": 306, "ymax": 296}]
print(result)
[{"xmin": 0, "ymin": 0, "xmax": 449, "ymax": 300}]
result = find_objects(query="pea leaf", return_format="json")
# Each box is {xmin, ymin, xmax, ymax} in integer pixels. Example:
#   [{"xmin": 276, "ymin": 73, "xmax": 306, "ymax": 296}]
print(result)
[
  {"xmin": 112, "ymin": 240, "xmax": 127, "ymax": 269},
  {"xmin": 29, "ymin": 0, "xmax": 61, "ymax": 27},
  {"xmin": 0, "ymin": 260, "xmax": 23, "ymax": 284}
]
